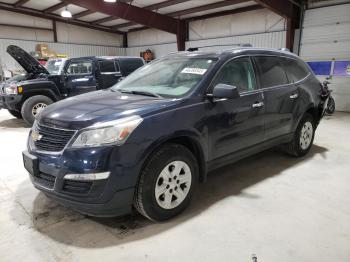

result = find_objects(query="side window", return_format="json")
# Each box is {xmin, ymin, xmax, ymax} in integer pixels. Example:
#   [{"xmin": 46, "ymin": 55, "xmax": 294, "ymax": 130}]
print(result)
[
  {"xmin": 212, "ymin": 57, "xmax": 257, "ymax": 93},
  {"xmin": 281, "ymin": 57, "xmax": 310, "ymax": 83},
  {"xmin": 99, "ymin": 60, "xmax": 116, "ymax": 73},
  {"xmin": 66, "ymin": 60, "xmax": 93, "ymax": 75},
  {"xmin": 254, "ymin": 56, "xmax": 288, "ymax": 88},
  {"xmin": 119, "ymin": 59, "xmax": 144, "ymax": 74}
]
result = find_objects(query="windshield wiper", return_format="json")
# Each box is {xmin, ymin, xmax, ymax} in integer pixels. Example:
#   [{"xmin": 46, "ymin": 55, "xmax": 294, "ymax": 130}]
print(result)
[{"xmin": 118, "ymin": 89, "xmax": 163, "ymax": 98}]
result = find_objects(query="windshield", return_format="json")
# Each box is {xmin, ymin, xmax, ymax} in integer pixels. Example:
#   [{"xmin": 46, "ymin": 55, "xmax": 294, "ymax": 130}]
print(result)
[
  {"xmin": 111, "ymin": 57, "xmax": 217, "ymax": 98},
  {"xmin": 45, "ymin": 59, "xmax": 65, "ymax": 75}
]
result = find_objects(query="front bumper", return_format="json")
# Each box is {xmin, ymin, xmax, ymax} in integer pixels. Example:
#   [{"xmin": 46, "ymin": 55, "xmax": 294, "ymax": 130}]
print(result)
[
  {"xmin": 0, "ymin": 94, "xmax": 22, "ymax": 111},
  {"xmin": 23, "ymin": 145, "xmax": 141, "ymax": 217}
]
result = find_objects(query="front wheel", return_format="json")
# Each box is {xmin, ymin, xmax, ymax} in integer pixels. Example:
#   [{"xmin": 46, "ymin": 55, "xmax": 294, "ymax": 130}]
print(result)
[
  {"xmin": 134, "ymin": 143, "xmax": 199, "ymax": 221},
  {"xmin": 21, "ymin": 95, "xmax": 53, "ymax": 126},
  {"xmin": 284, "ymin": 113, "xmax": 315, "ymax": 157}
]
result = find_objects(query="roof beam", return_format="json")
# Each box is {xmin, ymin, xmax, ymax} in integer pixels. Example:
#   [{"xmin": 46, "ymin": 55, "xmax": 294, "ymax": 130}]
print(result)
[
  {"xmin": 0, "ymin": 2, "xmax": 124, "ymax": 35},
  {"xmin": 64, "ymin": 0, "xmax": 180, "ymax": 34},
  {"xmin": 253, "ymin": 0, "xmax": 299, "ymax": 19},
  {"xmin": 44, "ymin": 1, "xmax": 68, "ymax": 13},
  {"xmin": 91, "ymin": 0, "xmax": 191, "ymax": 25},
  {"xmin": 91, "ymin": 16, "xmax": 119, "ymax": 25},
  {"xmin": 73, "ymin": 9, "xmax": 95, "ymax": 19},
  {"xmin": 14, "ymin": 0, "xmax": 30, "ymax": 7},
  {"xmin": 113, "ymin": 0, "xmax": 248, "ymax": 30}
]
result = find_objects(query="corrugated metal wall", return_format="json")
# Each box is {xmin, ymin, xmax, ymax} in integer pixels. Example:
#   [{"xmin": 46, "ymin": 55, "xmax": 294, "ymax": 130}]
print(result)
[
  {"xmin": 186, "ymin": 31, "xmax": 286, "ymax": 52},
  {"xmin": 300, "ymin": 3, "xmax": 350, "ymax": 112},
  {"xmin": 0, "ymin": 38, "xmax": 126, "ymax": 72},
  {"xmin": 126, "ymin": 31, "xmax": 286, "ymax": 58}
]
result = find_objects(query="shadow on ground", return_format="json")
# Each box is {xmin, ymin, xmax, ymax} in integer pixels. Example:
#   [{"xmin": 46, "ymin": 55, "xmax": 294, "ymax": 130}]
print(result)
[
  {"xmin": 0, "ymin": 116, "xmax": 27, "ymax": 129},
  {"xmin": 12, "ymin": 144, "xmax": 327, "ymax": 247}
]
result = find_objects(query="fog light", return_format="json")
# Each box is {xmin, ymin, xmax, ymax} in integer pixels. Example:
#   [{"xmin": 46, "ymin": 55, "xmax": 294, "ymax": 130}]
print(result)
[{"xmin": 64, "ymin": 172, "xmax": 110, "ymax": 181}]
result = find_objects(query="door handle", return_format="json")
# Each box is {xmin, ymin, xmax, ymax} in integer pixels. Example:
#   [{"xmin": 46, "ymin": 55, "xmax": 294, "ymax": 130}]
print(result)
[
  {"xmin": 252, "ymin": 102, "xmax": 264, "ymax": 108},
  {"xmin": 290, "ymin": 93, "xmax": 298, "ymax": 99}
]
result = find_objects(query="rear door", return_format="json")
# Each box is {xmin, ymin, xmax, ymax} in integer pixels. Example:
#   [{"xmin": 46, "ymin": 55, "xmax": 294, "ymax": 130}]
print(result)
[
  {"xmin": 97, "ymin": 59, "xmax": 122, "ymax": 89},
  {"xmin": 253, "ymin": 56, "xmax": 298, "ymax": 140},
  {"xmin": 207, "ymin": 56, "xmax": 265, "ymax": 160},
  {"xmin": 119, "ymin": 58, "xmax": 145, "ymax": 76},
  {"xmin": 64, "ymin": 58, "xmax": 96, "ymax": 96}
]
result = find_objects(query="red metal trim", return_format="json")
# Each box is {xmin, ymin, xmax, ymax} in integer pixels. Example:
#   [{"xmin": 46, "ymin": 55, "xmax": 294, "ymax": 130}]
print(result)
[
  {"xmin": 52, "ymin": 20, "xmax": 58, "ymax": 42},
  {"xmin": 0, "ymin": 23, "xmax": 53, "ymax": 31},
  {"xmin": 286, "ymin": 18, "xmax": 296, "ymax": 51}
]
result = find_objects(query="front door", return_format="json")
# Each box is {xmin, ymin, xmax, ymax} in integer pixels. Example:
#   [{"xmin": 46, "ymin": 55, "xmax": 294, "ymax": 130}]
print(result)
[
  {"xmin": 206, "ymin": 56, "xmax": 265, "ymax": 161},
  {"xmin": 64, "ymin": 58, "xmax": 96, "ymax": 97}
]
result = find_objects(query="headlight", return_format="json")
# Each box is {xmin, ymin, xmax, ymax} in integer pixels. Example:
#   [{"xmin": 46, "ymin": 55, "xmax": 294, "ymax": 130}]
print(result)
[
  {"xmin": 4, "ymin": 83, "xmax": 18, "ymax": 95},
  {"xmin": 70, "ymin": 115, "xmax": 143, "ymax": 148}
]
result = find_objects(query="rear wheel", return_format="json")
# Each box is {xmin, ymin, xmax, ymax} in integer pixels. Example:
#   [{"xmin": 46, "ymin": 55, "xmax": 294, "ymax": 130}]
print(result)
[
  {"xmin": 21, "ymin": 95, "xmax": 53, "ymax": 126},
  {"xmin": 7, "ymin": 110, "xmax": 22, "ymax": 119},
  {"xmin": 326, "ymin": 96, "xmax": 335, "ymax": 115},
  {"xmin": 134, "ymin": 143, "xmax": 198, "ymax": 221},
  {"xmin": 284, "ymin": 113, "xmax": 315, "ymax": 157}
]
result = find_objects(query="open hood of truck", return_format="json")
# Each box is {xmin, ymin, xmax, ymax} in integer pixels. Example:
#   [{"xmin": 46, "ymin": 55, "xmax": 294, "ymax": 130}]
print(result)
[{"xmin": 7, "ymin": 45, "xmax": 49, "ymax": 75}]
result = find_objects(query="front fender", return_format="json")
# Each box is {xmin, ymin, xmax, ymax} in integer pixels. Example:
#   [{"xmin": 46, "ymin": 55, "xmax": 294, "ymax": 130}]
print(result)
[{"xmin": 20, "ymin": 81, "xmax": 61, "ymax": 101}]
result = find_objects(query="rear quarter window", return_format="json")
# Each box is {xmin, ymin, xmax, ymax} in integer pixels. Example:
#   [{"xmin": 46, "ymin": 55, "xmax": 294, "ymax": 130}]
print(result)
[
  {"xmin": 281, "ymin": 57, "xmax": 310, "ymax": 83},
  {"xmin": 254, "ymin": 56, "xmax": 288, "ymax": 88}
]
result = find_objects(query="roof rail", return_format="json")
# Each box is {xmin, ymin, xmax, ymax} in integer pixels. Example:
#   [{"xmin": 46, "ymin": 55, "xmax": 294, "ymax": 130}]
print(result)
[{"xmin": 279, "ymin": 48, "xmax": 290, "ymax": 52}]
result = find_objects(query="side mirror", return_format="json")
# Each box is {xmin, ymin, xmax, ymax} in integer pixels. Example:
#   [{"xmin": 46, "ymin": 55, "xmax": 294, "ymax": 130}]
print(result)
[{"xmin": 209, "ymin": 84, "xmax": 240, "ymax": 100}]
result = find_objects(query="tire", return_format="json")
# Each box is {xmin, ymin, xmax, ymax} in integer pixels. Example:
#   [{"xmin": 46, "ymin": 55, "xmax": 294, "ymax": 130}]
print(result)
[
  {"xmin": 134, "ymin": 143, "xmax": 199, "ymax": 221},
  {"xmin": 326, "ymin": 96, "xmax": 335, "ymax": 115},
  {"xmin": 8, "ymin": 110, "xmax": 22, "ymax": 119},
  {"xmin": 21, "ymin": 95, "xmax": 53, "ymax": 126},
  {"xmin": 284, "ymin": 113, "xmax": 315, "ymax": 157}
]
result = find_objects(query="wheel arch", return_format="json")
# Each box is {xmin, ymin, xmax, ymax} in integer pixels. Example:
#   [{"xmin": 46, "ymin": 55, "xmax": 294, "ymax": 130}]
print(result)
[{"xmin": 139, "ymin": 133, "xmax": 208, "ymax": 185}]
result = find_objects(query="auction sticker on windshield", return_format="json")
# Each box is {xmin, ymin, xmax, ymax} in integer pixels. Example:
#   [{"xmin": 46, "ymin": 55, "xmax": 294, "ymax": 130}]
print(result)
[{"xmin": 181, "ymin": 68, "xmax": 207, "ymax": 75}]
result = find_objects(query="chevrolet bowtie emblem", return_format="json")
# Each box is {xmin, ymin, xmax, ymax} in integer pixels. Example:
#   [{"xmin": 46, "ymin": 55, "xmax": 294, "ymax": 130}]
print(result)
[{"xmin": 31, "ymin": 131, "xmax": 43, "ymax": 142}]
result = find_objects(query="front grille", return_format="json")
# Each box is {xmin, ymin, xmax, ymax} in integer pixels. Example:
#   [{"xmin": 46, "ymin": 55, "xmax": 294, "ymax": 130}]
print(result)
[
  {"xmin": 34, "ymin": 172, "xmax": 56, "ymax": 189},
  {"xmin": 62, "ymin": 180, "xmax": 92, "ymax": 194},
  {"xmin": 34, "ymin": 124, "xmax": 76, "ymax": 152}
]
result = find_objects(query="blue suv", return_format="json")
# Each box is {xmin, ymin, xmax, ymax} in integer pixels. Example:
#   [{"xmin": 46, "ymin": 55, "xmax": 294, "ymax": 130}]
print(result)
[{"xmin": 23, "ymin": 48, "xmax": 329, "ymax": 221}]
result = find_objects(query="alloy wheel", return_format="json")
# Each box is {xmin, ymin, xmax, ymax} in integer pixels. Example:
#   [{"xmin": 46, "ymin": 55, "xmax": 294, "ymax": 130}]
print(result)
[
  {"xmin": 32, "ymin": 103, "xmax": 47, "ymax": 116},
  {"xmin": 154, "ymin": 161, "xmax": 192, "ymax": 210},
  {"xmin": 300, "ymin": 121, "xmax": 313, "ymax": 150}
]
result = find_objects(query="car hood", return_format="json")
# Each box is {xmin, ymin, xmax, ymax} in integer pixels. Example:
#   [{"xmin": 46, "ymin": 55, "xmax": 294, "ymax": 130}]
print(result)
[
  {"xmin": 38, "ymin": 90, "xmax": 180, "ymax": 129},
  {"xmin": 7, "ymin": 45, "xmax": 49, "ymax": 75}
]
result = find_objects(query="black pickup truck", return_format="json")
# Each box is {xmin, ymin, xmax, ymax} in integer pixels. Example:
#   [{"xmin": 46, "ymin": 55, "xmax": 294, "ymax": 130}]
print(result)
[{"xmin": 0, "ymin": 45, "xmax": 145, "ymax": 126}]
